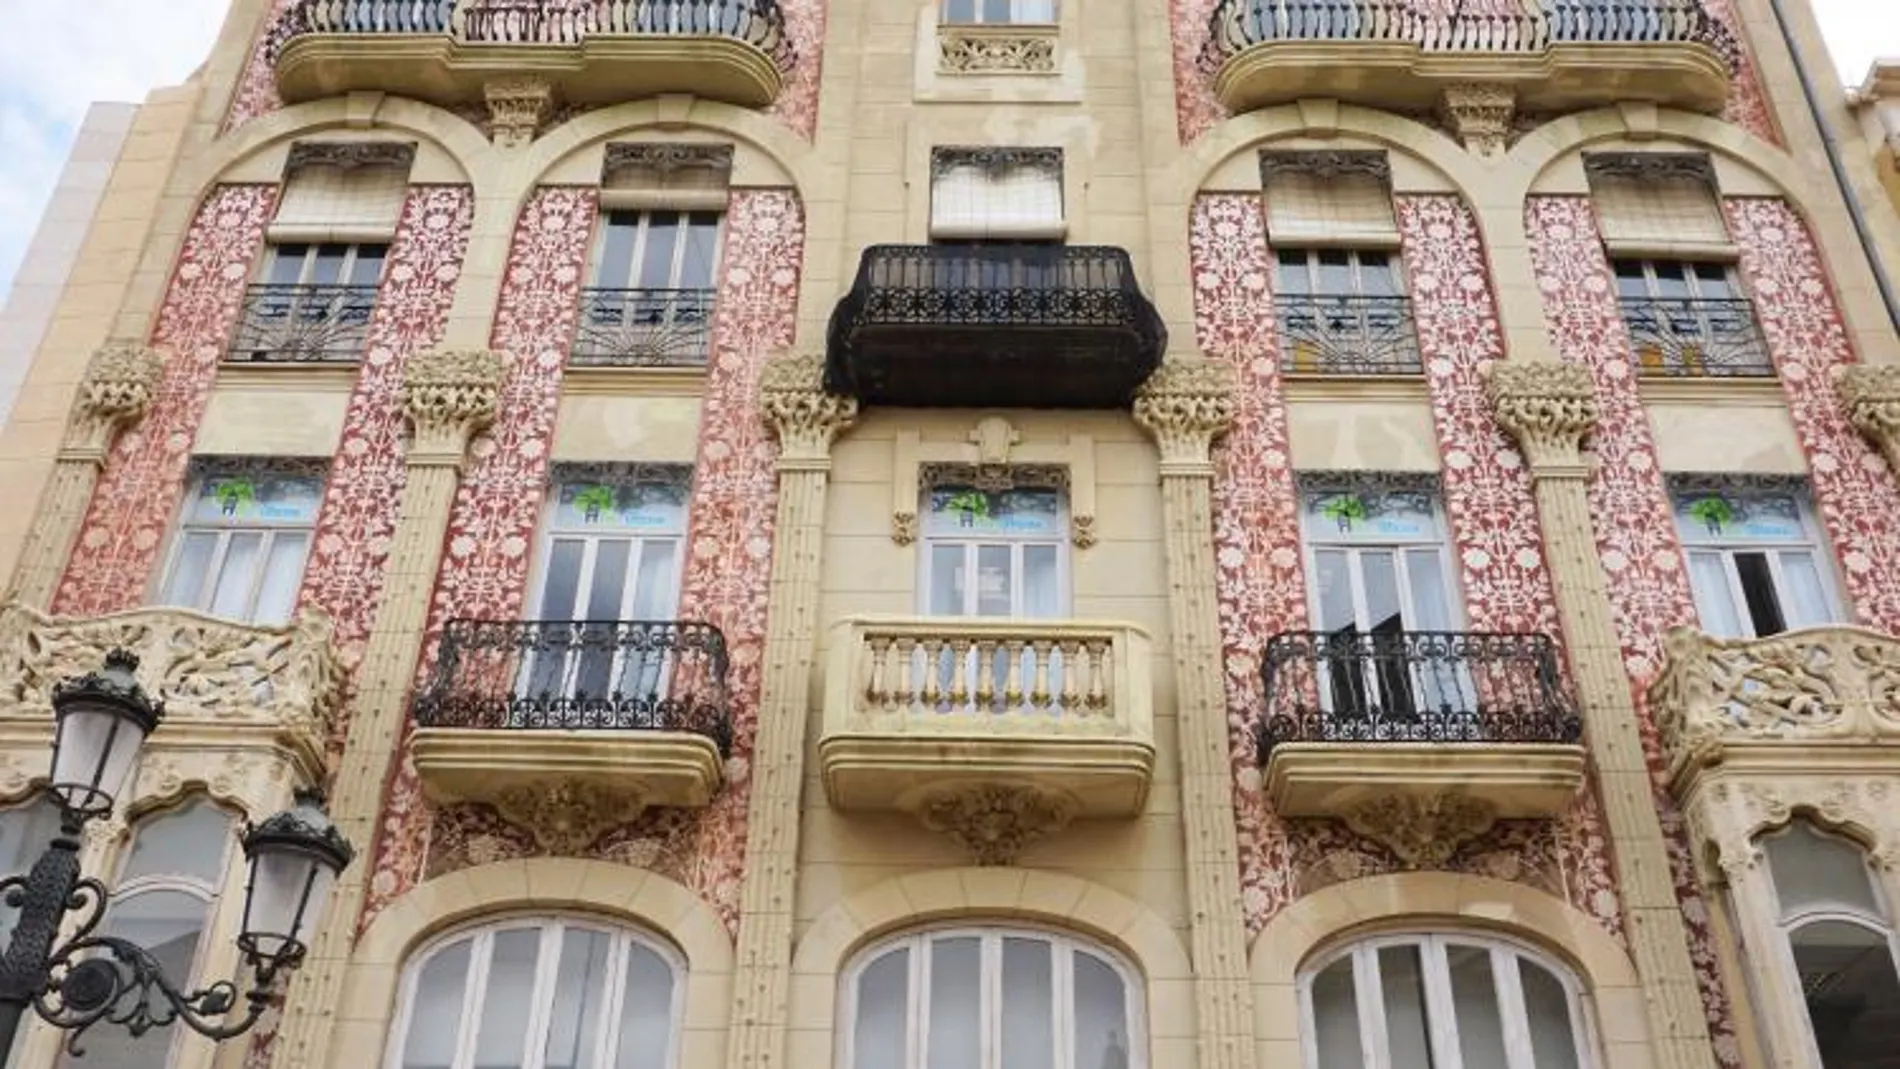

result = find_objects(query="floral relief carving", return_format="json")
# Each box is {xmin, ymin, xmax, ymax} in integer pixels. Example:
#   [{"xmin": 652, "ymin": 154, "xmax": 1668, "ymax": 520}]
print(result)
[
  {"xmin": 938, "ymin": 26, "xmax": 1058, "ymax": 74},
  {"xmin": 1693, "ymin": 779, "xmax": 1899, "ymax": 879},
  {"xmin": 1837, "ymin": 363, "xmax": 1900, "ymax": 474},
  {"xmin": 1340, "ymin": 793, "xmax": 1501, "ymax": 867},
  {"xmin": 1132, "ymin": 357, "xmax": 1238, "ymax": 469},
  {"xmin": 403, "ymin": 348, "xmax": 507, "ymax": 461},
  {"xmin": 63, "ymin": 343, "xmax": 163, "ymax": 459},
  {"xmin": 760, "ymin": 351, "xmax": 858, "ymax": 461},
  {"xmin": 487, "ymin": 780, "xmax": 651, "ymax": 855},
  {"xmin": 1438, "ymin": 82, "xmax": 1516, "ymax": 158},
  {"xmin": 915, "ymin": 783, "xmax": 1077, "ymax": 865},
  {"xmin": 1485, "ymin": 360, "xmax": 1598, "ymax": 469},
  {"xmin": 484, "ymin": 77, "xmax": 556, "ymax": 148}
]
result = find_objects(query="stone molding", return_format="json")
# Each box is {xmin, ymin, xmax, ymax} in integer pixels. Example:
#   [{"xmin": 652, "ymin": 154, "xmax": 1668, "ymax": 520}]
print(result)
[
  {"xmin": 892, "ymin": 415, "xmax": 1098, "ymax": 547},
  {"xmin": 1838, "ymin": 363, "xmax": 1900, "ymax": 473},
  {"xmin": 1439, "ymin": 82, "xmax": 1515, "ymax": 158},
  {"xmin": 937, "ymin": 24, "xmax": 1058, "ymax": 74},
  {"xmin": 916, "ymin": 782, "xmax": 1078, "ymax": 865},
  {"xmin": 484, "ymin": 78, "xmax": 556, "ymax": 149},
  {"xmin": 62, "ymin": 342, "xmax": 163, "ymax": 463},
  {"xmin": 286, "ymin": 140, "xmax": 417, "ymax": 174},
  {"xmin": 402, "ymin": 348, "xmax": 506, "ymax": 466},
  {"xmin": 1484, "ymin": 359, "xmax": 1598, "ymax": 470},
  {"xmin": 1132, "ymin": 357, "xmax": 1238, "ymax": 474},
  {"xmin": 759, "ymin": 352, "xmax": 859, "ymax": 466}
]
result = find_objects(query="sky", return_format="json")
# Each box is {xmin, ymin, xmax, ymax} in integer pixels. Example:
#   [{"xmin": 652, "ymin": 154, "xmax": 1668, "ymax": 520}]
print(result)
[{"xmin": 0, "ymin": 0, "xmax": 1896, "ymax": 301}]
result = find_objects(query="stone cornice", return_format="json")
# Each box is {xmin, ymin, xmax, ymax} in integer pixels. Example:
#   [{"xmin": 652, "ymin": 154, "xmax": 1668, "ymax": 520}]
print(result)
[
  {"xmin": 63, "ymin": 342, "xmax": 162, "ymax": 462},
  {"xmin": 403, "ymin": 348, "xmax": 506, "ymax": 468},
  {"xmin": 1484, "ymin": 360, "xmax": 1598, "ymax": 472},
  {"xmin": 760, "ymin": 353, "xmax": 859, "ymax": 467},
  {"xmin": 1132, "ymin": 357, "xmax": 1237, "ymax": 475}
]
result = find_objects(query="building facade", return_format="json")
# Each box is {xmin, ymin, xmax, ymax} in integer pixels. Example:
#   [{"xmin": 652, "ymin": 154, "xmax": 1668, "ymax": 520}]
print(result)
[{"xmin": 1, "ymin": 1, "xmax": 1900, "ymax": 1068}]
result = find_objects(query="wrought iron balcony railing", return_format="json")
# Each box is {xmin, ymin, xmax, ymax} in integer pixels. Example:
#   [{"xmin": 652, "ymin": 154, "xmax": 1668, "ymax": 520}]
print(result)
[
  {"xmin": 1201, "ymin": 0, "xmax": 1737, "ymax": 72},
  {"xmin": 570, "ymin": 288, "xmax": 715, "ymax": 368},
  {"xmin": 1277, "ymin": 294, "xmax": 1421, "ymax": 374},
  {"xmin": 412, "ymin": 619, "xmax": 732, "ymax": 755},
  {"xmin": 227, "ymin": 284, "xmax": 378, "ymax": 364},
  {"xmin": 826, "ymin": 244, "xmax": 1167, "ymax": 408},
  {"xmin": 1619, "ymin": 296, "xmax": 1772, "ymax": 377},
  {"xmin": 1257, "ymin": 630, "xmax": 1581, "ymax": 761}
]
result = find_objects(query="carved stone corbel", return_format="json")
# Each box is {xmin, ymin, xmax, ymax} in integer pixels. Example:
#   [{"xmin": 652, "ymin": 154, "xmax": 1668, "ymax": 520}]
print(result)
[
  {"xmin": 63, "ymin": 342, "xmax": 162, "ymax": 464},
  {"xmin": 1484, "ymin": 360, "xmax": 1598, "ymax": 474},
  {"xmin": 403, "ymin": 348, "xmax": 506, "ymax": 467},
  {"xmin": 485, "ymin": 77, "xmax": 556, "ymax": 149},
  {"xmin": 915, "ymin": 782, "xmax": 1077, "ymax": 865},
  {"xmin": 1132, "ymin": 357, "xmax": 1237, "ymax": 474},
  {"xmin": 490, "ymin": 780, "xmax": 650, "ymax": 854},
  {"xmin": 1439, "ymin": 83, "xmax": 1515, "ymax": 159},
  {"xmin": 1340, "ymin": 792, "xmax": 1502, "ymax": 867},
  {"xmin": 1838, "ymin": 364, "xmax": 1900, "ymax": 475},
  {"xmin": 761, "ymin": 353, "xmax": 860, "ymax": 466}
]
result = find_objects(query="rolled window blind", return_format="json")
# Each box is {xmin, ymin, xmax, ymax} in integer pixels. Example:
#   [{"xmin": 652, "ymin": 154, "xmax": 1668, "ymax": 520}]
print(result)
[
  {"xmin": 1261, "ymin": 152, "xmax": 1398, "ymax": 247},
  {"xmin": 930, "ymin": 149, "xmax": 1065, "ymax": 240},
  {"xmin": 270, "ymin": 161, "xmax": 409, "ymax": 242},
  {"xmin": 1585, "ymin": 154, "xmax": 1732, "ymax": 254},
  {"xmin": 600, "ymin": 143, "xmax": 734, "ymax": 212}
]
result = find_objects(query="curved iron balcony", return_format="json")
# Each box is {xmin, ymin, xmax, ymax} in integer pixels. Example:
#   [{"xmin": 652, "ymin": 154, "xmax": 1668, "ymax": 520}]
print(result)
[
  {"xmin": 228, "ymin": 283, "xmax": 378, "ymax": 364},
  {"xmin": 1618, "ymin": 296, "xmax": 1771, "ymax": 378},
  {"xmin": 273, "ymin": 0, "xmax": 793, "ymax": 109},
  {"xmin": 826, "ymin": 244, "xmax": 1167, "ymax": 409},
  {"xmin": 1201, "ymin": 0, "xmax": 1737, "ymax": 115}
]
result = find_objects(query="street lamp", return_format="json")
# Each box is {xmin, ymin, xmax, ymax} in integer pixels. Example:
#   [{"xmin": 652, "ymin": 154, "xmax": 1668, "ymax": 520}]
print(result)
[{"xmin": 0, "ymin": 649, "xmax": 354, "ymax": 1060}]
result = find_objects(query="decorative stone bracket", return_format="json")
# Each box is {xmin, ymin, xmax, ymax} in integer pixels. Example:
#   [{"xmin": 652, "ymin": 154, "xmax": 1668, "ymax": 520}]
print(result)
[
  {"xmin": 485, "ymin": 77, "xmax": 556, "ymax": 149},
  {"xmin": 1439, "ymin": 83, "xmax": 1516, "ymax": 158},
  {"xmin": 917, "ymin": 782, "xmax": 1077, "ymax": 865},
  {"xmin": 760, "ymin": 352, "xmax": 860, "ymax": 465},
  {"xmin": 63, "ymin": 342, "xmax": 163, "ymax": 464},
  {"xmin": 1132, "ymin": 356, "xmax": 1237, "ymax": 474},
  {"xmin": 403, "ymin": 348, "xmax": 506, "ymax": 466},
  {"xmin": 1484, "ymin": 359, "xmax": 1599, "ymax": 472},
  {"xmin": 891, "ymin": 415, "xmax": 1099, "ymax": 547}
]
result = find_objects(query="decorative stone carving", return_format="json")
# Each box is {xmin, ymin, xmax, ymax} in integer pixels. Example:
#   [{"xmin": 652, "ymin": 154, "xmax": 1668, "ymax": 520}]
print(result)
[
  {"xmin": 916, "ymin": 782, "xmax": 1077, "ymax": 865},
  {"xmin": 601, "ymin": 142, "xmax": 734, "ymax": 185},
  {"xmin": 899, "ymin": 422, "xmax": 1096, "ymax": 547},
  {"xmin": 1070, "ymin": 515, "xmax": 1098, "ymax": 549},
  {"xmin": 489, "ymin": 779, "xmax": 651, "ymax": 854},
  {"xmin": 484, "ymin": 78, "xmax": 556, "ymax": 149},
  {"xmin": 970, "ymin": 416, "xmax": 1021, "ymax": 471},
  {"xmin": 285, "ymin": 140, "xmax": 417, "ymax": 174},
  {"xmin": 760, "ymin": 352, "xmax": 860, "ymax": 464},
  {"xmin": 1259, "ymin": 149, "xmax": 1392, "ymax": 185},
  {"xmin": 1484, "ymin": 360, "xmax": 1598, "ymax": 470},
  {"xmin": 1340, "ymin": 792, "xmax": 1502, "ymax": 867},
  {"xmin": 403, "ymin": 348, "xmax": 506, "ymax": 465},
  {"xmin": 1439, "ymin": 83, "xmax": 1515, "ymax": 158},
  {"xmin": 1132, "ymin": 357, "xmax": 1238, "ymax": 471},
  {"xmin": 938, "ymin": 26, "xmax": 1058, "ymax": 74},
  {"xmin": 1582, "ymin": 150, "xmax": 1720, "ymax": 190},
  {"xmin": 931, "ymin": 146, "xmax": 1064, "ymax": 178},
  {"xmin": 130, "ymin": 749, "xmax": 298, "ymax": 822},
  {"xmin": 63, "ymin": 343, "xmax": 162, "ymax": 461},
  {"xmin": 1838, "ymin": 364, "xmax": 1900, "ymax": 473},
  {"xmin": 1691, "ymin": 779, "xmax": 1899, "ymax": 878},
  {"xmin": 892, "ymin": 511, "xmax": 919, "ymax": 545}
]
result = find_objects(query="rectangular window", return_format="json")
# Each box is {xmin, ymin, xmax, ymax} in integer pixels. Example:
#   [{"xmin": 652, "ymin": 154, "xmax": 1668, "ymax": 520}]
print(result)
[
  {"xmin": 1276, "ymin": 248, "xmax": 1418, "ymax": 375},
  {"xmin": 231, "ymin": 242, "xmax": 386, "ymax": 363},
  {"xmin": 158, "ymin": 465, "xmax": 325, "ymax": 625},
  {"xmin": 1673, "ymin": 479, "xmax": 1839, "ymax": 638},
  {"xmin": 929, "ymin": 148, "xmax": 1065, "ymax": 241},
  {"xmin": 1612, "ymin": 258, "xmax": 1766, "ymax": 377},
  {"xmin": 920, "ymin": 485, "xmax": 1068, "ymax": 618},
  {"xmin": 575, "ymin": 211, "xmax": 722, "ymax": 367},
  {"xmin": 941, "ymin": 0, "xmax": 1056, "ymax": 24}
]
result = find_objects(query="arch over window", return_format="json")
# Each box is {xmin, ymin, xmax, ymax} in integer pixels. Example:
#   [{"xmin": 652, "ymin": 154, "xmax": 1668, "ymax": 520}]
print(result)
[
  {"xmin": 1300, "ymin": 932, "xmax": 1595, "ymax": 1069},
  {"xmin": 387, "ymin": 916, "xmax": 683, "ymax": 1069},
  {"xmin": 1759, "ymin": 820, "xmax": 1900, "ymax": 1068},
  {"xmin": 841, "ymin": 925, "xmax": 1142, "ymax": 1069}
]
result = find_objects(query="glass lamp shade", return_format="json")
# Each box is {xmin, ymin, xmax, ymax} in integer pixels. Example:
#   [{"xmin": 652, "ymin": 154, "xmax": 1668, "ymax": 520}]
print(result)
[
  {"xmin": 238, "ymin": 789, "xmax": 354, "ymax": 970},
  {"xmin": 49, "ymin": 649, "xmax": 164, "ymax": 817}
]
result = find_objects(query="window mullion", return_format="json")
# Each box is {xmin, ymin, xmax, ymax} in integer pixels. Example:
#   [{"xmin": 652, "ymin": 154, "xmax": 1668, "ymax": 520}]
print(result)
[
  {"xmin": 668, "ymin": 214, "xmax": 691, "ymax": 289},
  {"xmin": 913, "ymin": 936, "xmax": 932, "ymax": 1069},
  {"xmin": 1493, "ymin": 949, "xmax": 1537, "ymax": 1069},
  {"xmin": 1357, "ymin": 947, "xmax": 1393, "ymax": 1069},
  {"xmin": 519, "ymin": 924, "xmax": 564, "ymax": 1069},
  {"xmin": 594, "ymin": 932, "xmax": 631, "ymax": 1069},
  {"xmin": 1720, "ymin": 553, "xmax": 1756, "ymax": 637},
  {"xmin": 983, "ymin": 933, "xmax": 1002, "ymax": 1069},
  {"xmin": 1419, "ymin": 938, "xmax": 1464, "ymax": 1069},
  {"xmin": 450, "ymin": 932, "xmax": 494, "ymax": 1069},
  {"xmin": 239, "ymin": 529, "xmax": 278, "ymax": 620},
  {"xmin": 199, "ymin": 530, "xmax": 236, "ymax": 611}
]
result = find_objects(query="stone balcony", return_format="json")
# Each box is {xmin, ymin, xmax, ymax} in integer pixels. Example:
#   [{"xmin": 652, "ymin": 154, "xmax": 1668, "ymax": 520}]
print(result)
[
  {"xmin": 271, "ymin": 0, "xmax": 793, "ymax": 111},
  {"xmin": 0, "ymin": 602, "xmax": 344, "ymax": 814},
  {"xmin": 408, "ymin": 618, "xmax": 730, "ymax": 852},
  {"xmin": 1258, "ymin": 630, "xmax": 1585, "ymax": 864},
  {"xmin": 819, "ymin": 616, "xmax": 1155, "ymax": 862},
  {"xmin": 1201, "ymin": 0, "xmax": 1736, "ymax": 118}
]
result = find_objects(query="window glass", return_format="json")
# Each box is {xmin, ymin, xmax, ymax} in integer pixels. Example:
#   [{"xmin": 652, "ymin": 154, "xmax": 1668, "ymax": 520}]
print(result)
[
  {"xmin": 120, "ymin": 799, "xmax": 230, "ymax": 884},
  {"xmin": 160, "ymin": 467, "xmax": 324, "ymax": 625},
  {"xmin": 1672, "ymin": 480, "xmax": 1839, "ymax": 637},
  {"xmin": 0, "ymin": 800, "xmax": 65, "ymax": 942},
  {"xmin": 1071, "ymin": 950, "xmax": 1129, "ymax": 1069},
  {"xmin": 1310, "ymin": 959, "xmax": 1364, "ymax": 1069},
  {"xmin": 1377, "ymin": 944, "xmax": 1434, "ymax": 1068},
  {"xmin": 929, "ymin": 936, "xmax": 982, "ymax": 1069},
  {"xmin": 921, "ymin": 486, "xmax": 1067, "ymax": 618},
  {"xmin": 1766, "ymin": 822, "xmax": 1884, "ymax": 920},
  {"xmin": 1788, "ymin": 920, "xmax": 1900, "ymax": 1069},
  {"xmin": 852, "ymin": 945, "xmax": 910, "ymax": 1069},
  {"xmin": 402, "ymin": 938, "xmax": 472, "ymax": 1069},
  {"xmin": 1000, "ymin": 937, "xmax": 1054, "ymax": 1069},
  {"xmin": 1521, "ymin": 960, "xmax": 1582, "ymax": 1069},
  {"xmin": 1447, "ymin": 945, "xmax": 1508, "ymax": 1069}
]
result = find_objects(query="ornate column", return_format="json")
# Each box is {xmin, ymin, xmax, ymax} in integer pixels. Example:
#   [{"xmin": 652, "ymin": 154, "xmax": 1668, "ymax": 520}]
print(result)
[
  {"xmin": 1132, "ymin": 358, "xmax": 1257, "ymax": 1069},
  {"xmin": 1486, "ymin": 361, "xmax": 1718, "ymax": 1069},
  {"xmin": 270, "ymin": 348, "xmax": 505, "ymax": 1069},
  {"xmin": 9, "ymin": 343, "xmax": 162, "ymax": 607},
  {"xmin": 725, "ymin": 354, "xmax": 857, "ymax": 1069},
  {"xmin": 1839, "ymin": 364, "xmax": 1900, "ymax": 477}
]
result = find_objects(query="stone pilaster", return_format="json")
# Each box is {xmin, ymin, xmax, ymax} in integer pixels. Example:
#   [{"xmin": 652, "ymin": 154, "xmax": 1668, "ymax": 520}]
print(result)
[
  {"xmin": 1838, "ymin": 363, "xmax": 1900, "ymax": 477},
  {"xmin": 725, "ymin": 353, "xmax": 858, "ymax": 1069},
  {"xmin": 1485, "ymin": 360, "xmax": 1718, "ymax": 1069},
  {"xmin": 1132, "ymin": 358, "xmax": 1257, "ymax": 1069},
  {"xmin": 10, "ymin": 342, "xmax": 162, "ymax": 608},
  {"xmin": 269, "ymin": 348, "xmax": 505, "ymax": 1069}
]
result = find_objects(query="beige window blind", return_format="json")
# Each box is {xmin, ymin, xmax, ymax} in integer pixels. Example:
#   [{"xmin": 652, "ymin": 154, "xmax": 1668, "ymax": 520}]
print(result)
[
  {"xmin": 1585, "ymin": 153, "xmax": 1732, "ymax": 255},
  {"xmin": 1260, "ymin": 151, "xmax": 1398, "ymax": 247},
  {"xmin": 600, "ymin": 143, "xmax": 733, "ymax": 212},
  {"xmin": 929, "ymin": 148, "xmax": 1066, "ymax": 240},
  {"xmin": 270, "ymin": 142, "xmax": 415, "ymax": 243}
]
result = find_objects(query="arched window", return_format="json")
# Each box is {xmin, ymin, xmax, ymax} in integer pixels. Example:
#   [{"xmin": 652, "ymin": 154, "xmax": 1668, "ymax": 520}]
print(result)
[
  {"xmin": 65, "ymin": 797, "xmax": 235, "ymax": 1068},
  {"xmin": 1760, "ymin": 820, "xmax": 1900, "ymax": 1068},
  {"xmin": 1299, "ymin": 933, "xmax": 1595, "ymax": 1069},
  {"xmin": 387, "ymin": 917, "xmax": 682, "ymax": 1069},
  {"xmin": 841, "ymin": 925, "xmax": 1141, "ymax": 1069}
]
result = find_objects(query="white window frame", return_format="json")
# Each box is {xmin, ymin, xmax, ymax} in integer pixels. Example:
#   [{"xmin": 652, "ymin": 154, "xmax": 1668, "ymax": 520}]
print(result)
[
  {"xmin": 589, "ymin": 210, "xmax": 725, "ymax": 292},
  {"xmin": 155, "ymin": 467, "xmax": 323, "ymax": 625},
  {"xmin": 381, "ymin": 914, "xmax": 686, "ymax": 1069},
  {"xmin": 259, "ymin": 241, "xmax": 388, "ymax": 287},
  {"xmin": 1673, "ymin": 482, "xmax": 1841, "ymax": 639},
  {"xmin": 1296, "ymin": 932, "xmax": 1600, "ymax": 1069},
  {"xmin": 916, "ymin": 486, "xmax": 1071, "ymax": 619},
  {"xmin": 1301, "ymin": 489, "xmax": 1463, "ymax": 637},
  {"xmin": 837, "ymin": 924, "xmax": 1145, "ymax": 1069},
  {"xmin": 1274, "ymin": 247, "xmax": 1405, "ymax": 296},
  {"xmin": 940, "ymin": 0, "xmax": 1057, "ymax": 25}
]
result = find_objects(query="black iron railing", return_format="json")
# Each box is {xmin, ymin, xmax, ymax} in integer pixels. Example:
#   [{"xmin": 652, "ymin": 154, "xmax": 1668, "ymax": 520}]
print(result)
[
  {"xmin": 1201, "ymin": 0, "xmax": 1738, "ymax": 73},
  {"xmin": 461, "ymin": 0, "xmax": 794, "ymax": 68},
  {"xmin": 287, "ymin": 0, "xmax": 457, "ymax": 34},
  {"xmin": 1277, "ymin": 295, "xmax": 1420, "ymax": 374},
  {"xmin": 571, "ymin": 288, "xmax": 716, "ymax": 368},
  {"xmin": 227, "ymin": 284, "xmax": 378, "ymax": 364},
  {"xmin": 1257, "ymin": 630, "xmax": 1581, "ymax": 762},
  {"xmin": 1619, "ymin": 296, "xmax": 1771, "ymax": 377},
  {"xmin": 413, "ymin": 619, "xmax": 733, "ymax": 755}
]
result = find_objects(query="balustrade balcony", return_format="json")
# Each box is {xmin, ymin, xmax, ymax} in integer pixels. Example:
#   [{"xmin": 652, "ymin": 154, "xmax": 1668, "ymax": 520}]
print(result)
[
  {"xmin": 1278, "ymin": 294, "xmax": 1421, "ymax": 375},
  {"xmin": 1201, "ymin": 0, "xmax": 1735, "ymax": 116},
  {"xmin": 1257, "ymin": 630, "xmax": 1585, "ymax": 857},
  {"xmin": 272, "ymin": 0, "xmax": 792, "ymax": 110},
  {"xmin": 570, "ymin": 287, "xmax": 715, "ymax": 368},
  {"xmin": 819, "ymin": 617, "xmax": 1156, "ymax": 851},
  {"xmin": 826, "ymin": 245, "xmax": 1166, "ymax": 409},
  {"xmin": 409, "ymin": 619, "xmax": 730, "ymax": 847},
  {"xmin": 227, "ymin": 284, "xmax": 378, "ymax": 364},
  {"xmin": 1619, "ymin": 296, "xmax": 1772, "ymax": 377}
]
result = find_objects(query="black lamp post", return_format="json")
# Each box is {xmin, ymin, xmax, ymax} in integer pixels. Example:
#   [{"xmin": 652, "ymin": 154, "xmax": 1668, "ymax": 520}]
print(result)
[{"xmin": 0, "ymin": 649, "xmax": 354, "ymax": 1061}]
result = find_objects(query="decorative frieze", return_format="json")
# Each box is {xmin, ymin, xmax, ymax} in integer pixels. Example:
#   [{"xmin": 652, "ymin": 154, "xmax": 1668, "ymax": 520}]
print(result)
[
  {"xmin": 484, "ymin": 78, "xmax": 555, "ymax": 149},
  {"xmin": 1258, "ymin": 149, "xmax": 1392, "ymax": 185},
  {"xmin": 285, "ymin": 139, "xmax": 417, "ymax": 174},
  {"xmin": 602, "ymin": 142, "xmax": 735, "ymax": 184},
  {"xmin": 930, "ymin": 146, "xmax": 1064, "ymax": 178},
  {"xmin": 917, "ymin": 783, "xmax": 1077, "ymax": 865},
  {"xmin": 401, "ymin": 348, "xmax": 505, "ymax": 464},
  {"xmin": 1582, "ymin": 150, "xmax": 1720, "ymax": 190},
  {"xmin": 937, "ymin": 25, "xmax": 1058, "ymax": 74}
]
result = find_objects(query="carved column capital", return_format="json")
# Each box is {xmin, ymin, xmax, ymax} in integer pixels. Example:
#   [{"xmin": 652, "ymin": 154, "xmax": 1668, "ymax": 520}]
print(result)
[
  {"xmin": 63, "ymin": 343, "xmax": 162, "ymax": 463},
  {"xmin": 485, "ymin": 77, "xmax": 556, "ymax": 149},
  {"xmin": 1485, "ymin": 360, "xmax": 1598, "ymax": 473},
  {"xmin": 403, "ymin": 348, "xmax": 506, "ymax": 467},
  {"xmin": 1838, "ymin": 364, "xmax": 1900, "ymax": 471},
  {"xmin": 761, "ymin": 353, "xmax": 859, "ymax": 468},
  {"xmin": 1132, "ymin": 357, "xmax": 1237, "ymax": 475},
  {"xmin": 1439, "ymin": 83, "xmax": 1515, "ymax": 158}
]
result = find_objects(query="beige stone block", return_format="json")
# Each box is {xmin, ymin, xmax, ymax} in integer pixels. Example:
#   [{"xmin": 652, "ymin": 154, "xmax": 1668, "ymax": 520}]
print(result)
[
  {"xmin": 677, "ymin": 1027, "xmax": 728, "ymax": 1069},
  {"xmin": 785, "ymin": 971, "xmax": 835, "ymax": 1025},
  {"xmin": 336, "ymin": 962, "xmax": 398, "ymax": 1022},
  {"xmin": 681, "ymin": 969, "xmax": 733, "ymax": 1030},
  {"xmin": 327, "ymin": 1019, "xmax": 392, "ymax": 1069},
  {"xmin": 957, "ymin": 867, "xmax": 1027, "ymax": 910},
  {"xmin": 898, "ymin": 869, "xmax": 971, "ymax": 917}
]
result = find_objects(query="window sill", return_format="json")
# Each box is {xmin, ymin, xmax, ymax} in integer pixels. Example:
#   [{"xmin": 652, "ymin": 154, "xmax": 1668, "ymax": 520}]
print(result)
[
  {"xmin": 1282, "ymin": 372, "xmax": 1431, "ymax": 403},
  {"xmin": 1637, "ymin": 374, "xmax": 1784, "ymax": 405},
  {"xmin": 561, "ymin": 364, "xmax": 710, "ymax": 397},
  {"xmin": 216, "ymin": 362, "xmax": 361, "ymax": 391}
]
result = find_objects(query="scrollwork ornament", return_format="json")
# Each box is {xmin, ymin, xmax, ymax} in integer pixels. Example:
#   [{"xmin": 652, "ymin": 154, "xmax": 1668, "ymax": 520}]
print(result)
[
  {"xmin": 938, "ymin": 28, "xmax": 1058, "ymax": 73},
  {"xmin": 489, "ymin": 780, "xmax": 649, "ymax": 854},
  {"xmin": 915, "ymin": 783, "xmax": 1076, "ymax": 865},
  {"xmin": 1340, "ymin": 792, "xmax": 1500, "ymax": 867}
]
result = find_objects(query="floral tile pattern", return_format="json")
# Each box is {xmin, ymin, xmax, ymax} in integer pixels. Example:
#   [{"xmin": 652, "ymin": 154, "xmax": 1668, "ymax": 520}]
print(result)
[
  {"xmin": 1527, "ymin": 196, "xmax": 1741, "ymax": 1066},
  {"xmin": 222, "ymin": 0, "xmax": 298, "ymax": 133},
  {"xmin": 54, "ymin": 185, "xmax": 277, "ymax": 616},
  {"xmin": 1701, "ymin": 0, "xmax": 1782, "ymax": 146},
  {"xmin": 1727, "ymin": 197, "xmax": 1900, "ymax": 634},
  {"xmin": 297, "ymin": 187, "xmax": 474, "ymax": 753}
]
